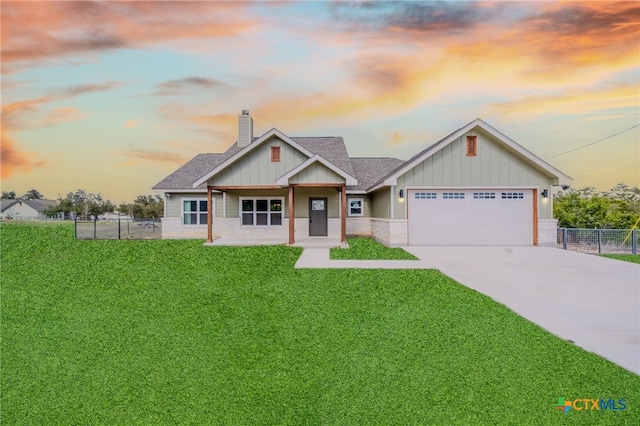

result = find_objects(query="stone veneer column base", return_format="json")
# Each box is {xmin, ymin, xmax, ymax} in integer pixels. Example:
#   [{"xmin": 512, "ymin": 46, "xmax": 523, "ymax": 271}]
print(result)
[
  {"xmin": 370, "ymin": 219, "xmax": 408, "ymax": 247},
  {"xmin": 538, "ymin": 219, "xmax": 558, "ymax": 247}
]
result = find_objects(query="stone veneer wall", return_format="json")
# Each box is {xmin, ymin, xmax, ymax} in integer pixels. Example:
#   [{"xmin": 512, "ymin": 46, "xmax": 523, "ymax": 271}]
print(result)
[
  {"xmin": 370, "ymin": 219, "xmax": 408, "ymax": 247},
  {"xmin": 346, "ymin": 217, "xmax": 371, "ymax": 236},
  {"xmin": 161, "ymin": 217, "xmax": 215, "ymax": 239},
  {"xmin": 538, "ymin": 219, "xmax": 558, "ymax": 247}
]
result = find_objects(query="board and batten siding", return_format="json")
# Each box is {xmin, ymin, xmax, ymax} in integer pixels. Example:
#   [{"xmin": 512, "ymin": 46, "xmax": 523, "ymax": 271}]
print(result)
[
  {"xmin": 393, "ymin": 129, "xmax": 556, "ymax": 220},
  {"xmin": 289, "ymin": 162, "xmax": 345, "ymax": 185},
  {"xmin": 208, "ymin": 136, "xmax": 308, "ymax": 186},
  {"xmin": 371, "ymin": 188, "xmax": 391, "ymax": 219},
  {"xmin": 221, "ymin": 188, "xmax": 340, "ymax": 219},
  {"xmin": 293, "ymin": 187, "xmax": 341, "ymax": 218},
  {"xmin": 165, "ymin": 193, "xmax": 223, "ymax": 218},
  {"xmin": 224, "ymin": 189, "xmax": 289, "ymax": 218},
  {"xmin": 347, "ymin": 194, "xmax": 372, "ymax": 218}
]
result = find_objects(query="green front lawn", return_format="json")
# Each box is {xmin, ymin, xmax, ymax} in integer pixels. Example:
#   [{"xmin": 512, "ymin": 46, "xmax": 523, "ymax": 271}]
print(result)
[
  {"xmin": 330, "ymin": 237, "xmax": 417, "ymax": 260},
  {"xmin": 2, "ymin": 223, "xmax": 638, "ymax": 425},
  {"xmin": 600, "ymin": 254, "xmax": 640, "ymax": 264}
]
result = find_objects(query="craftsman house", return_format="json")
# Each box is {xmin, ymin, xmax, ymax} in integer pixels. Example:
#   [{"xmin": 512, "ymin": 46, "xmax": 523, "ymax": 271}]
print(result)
[{"xmin": 153, "ymin": 111, "xmax": 571, "ymax": 247}]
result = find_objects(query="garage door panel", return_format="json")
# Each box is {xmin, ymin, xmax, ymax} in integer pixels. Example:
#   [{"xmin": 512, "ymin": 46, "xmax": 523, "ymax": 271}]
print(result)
[{"xmin": 408, "ymin": 189, "xmax": 532, "ymax": 245}]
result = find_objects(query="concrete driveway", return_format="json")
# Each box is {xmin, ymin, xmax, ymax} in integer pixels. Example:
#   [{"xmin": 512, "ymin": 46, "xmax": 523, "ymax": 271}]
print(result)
[{"xmin": 404, "ymin": 246, "xmax": 640, "ymax": 375}]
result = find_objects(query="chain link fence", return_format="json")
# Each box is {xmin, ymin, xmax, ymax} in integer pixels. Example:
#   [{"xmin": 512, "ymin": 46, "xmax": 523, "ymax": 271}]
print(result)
[
  {"xmin": 75, "ymin": 217, "xmax": 161, "ymax": 240},
  {"xmin": 557, "ymin": 228, "xmax": 638, "ymax": 254}
]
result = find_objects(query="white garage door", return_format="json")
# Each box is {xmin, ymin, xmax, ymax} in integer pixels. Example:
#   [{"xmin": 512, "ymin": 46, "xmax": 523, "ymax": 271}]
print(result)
[{"xmin": 408, "ymin": 189, "xmax": 533, "ymax": 245}]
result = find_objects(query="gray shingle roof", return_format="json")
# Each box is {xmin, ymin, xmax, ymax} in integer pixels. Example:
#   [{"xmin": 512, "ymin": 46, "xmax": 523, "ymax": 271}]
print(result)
[
  {"xmin": 153, "ymin": 135, "xmax": 359, "ymax": 191},
  {"xmin": 349, "ymin": 157, "xmax": 405, "ymax": 191},
  {"xmin": 23, "ymin": 199, "xmax": 58, "ymax": 212},
  {"xmin": 0, "ymin": 199, "xmax": 19, "ymax": 212},
  {"xmin": 1, "ymin": 198, "xmax": 58, "ymax": 212},
  {"xmin": 291, "ymin": 137, "xmax": 356, "ymax": 178}
]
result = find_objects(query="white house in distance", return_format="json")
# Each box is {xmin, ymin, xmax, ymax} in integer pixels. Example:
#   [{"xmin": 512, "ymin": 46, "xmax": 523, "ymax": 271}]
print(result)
[
  {"xmin": 0, "ymin": 199, "xmax": 61, "ymax": 220},
  {"xmin": 153, "ymin": 111, "xmax": 572, "ymax": 247}
]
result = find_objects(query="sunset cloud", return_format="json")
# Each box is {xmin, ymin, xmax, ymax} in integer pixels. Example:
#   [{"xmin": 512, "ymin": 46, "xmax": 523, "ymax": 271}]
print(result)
[
  {"xmin": 42, "ymin": 107, "xmax": 87, "ymax": 127},
  {"xmin": 491, "ymin": 84, "xmax": 639, "ymax": 117},
  {"xmin": 124, "ymin": 119, "xmax": 142, "ymax": 129},
  {"xmin": 1, "ymin": 1, "xmax": 260, "ymax": 71},
  {"xmin": 1, "ymin": 1, "xmax": 637, "ymax": 198},
  {"xmin": 118, "ymin": 149, "xmax": 188, "ymax": 166},
  {"xmin": 0, "ymin": 134, "xmax": 45, "ymax": 179}
]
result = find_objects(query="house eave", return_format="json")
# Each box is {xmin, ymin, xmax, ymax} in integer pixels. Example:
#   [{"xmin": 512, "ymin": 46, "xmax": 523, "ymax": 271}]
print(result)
[
  {"xmin": 192, "ymin": 128, "xmax": 315, "ymax": 188},
  {"xmin": 275, "ymin": 154, "xmax": 358, "ymax": 186},
  {"xmin": 375, "ymin": 118, "xmax": 572, "ymax": 188}
]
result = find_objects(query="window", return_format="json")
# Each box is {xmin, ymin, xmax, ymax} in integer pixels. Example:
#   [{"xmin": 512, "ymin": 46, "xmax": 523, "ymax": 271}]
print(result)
[
  {"xmin": 473, "ymin": 192, "xmax": 495, "ymax": 199},
  {"xmin": 414, "ymin": 192, "xmax": 437, "ymax": 199},
  {"xmin": 466, "ymin": 135, "xmax": 477, "ymax": 157},
  {"xmin": 443, "ymin": 192, "xmax": 465, "ymax": 199},
  {"xmin": 348, "ymin": 198, "xmax": 363, "ymax": 216},
  {"xmin": 501, "ymin": 192, "xmax": 524, "ymax": 199},
  {"xmin": 271, "ymin": 146, "xmax": 281, "ymax": 162},
  {"xmin": 182, "ymin": 199, "xmax": 209, "ymax": 225},
  {"xmin": 241, "ymin": 198, "xmax": 283, "ymax": 226}
]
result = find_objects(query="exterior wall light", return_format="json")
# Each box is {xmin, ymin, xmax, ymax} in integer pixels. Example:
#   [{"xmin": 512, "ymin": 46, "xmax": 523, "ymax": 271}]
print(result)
[
  {"xmin": 541, "ymin": 189, "xmax": 548, "ymax": 198},
  {"xmin": 399, "ymin": 189, "xmax": 404, "ymax": 203}
]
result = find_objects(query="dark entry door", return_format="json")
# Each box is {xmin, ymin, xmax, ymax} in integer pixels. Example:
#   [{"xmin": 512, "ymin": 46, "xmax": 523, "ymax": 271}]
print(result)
[{"xmin": 309, "ymin": 198, "xmax": 328, "ymax": 236}]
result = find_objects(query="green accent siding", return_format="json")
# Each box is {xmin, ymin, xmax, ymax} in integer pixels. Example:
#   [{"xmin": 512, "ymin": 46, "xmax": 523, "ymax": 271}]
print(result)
[
  {"xmin": 289, "ymin": 162, "xmax": 345, "ymax": 184},
  {"xmin": 209, "ymin": 136, "xmax": 308, "ymax": 186},
  {"xmin": 347, "ymin": 194, "xmax": 372, "ymax": 218},
  {"xmin": 293, "ymin": 187, "xmax": 340, "ymax": 218},
  {"xmin": 224, "ymin": 189, "xmax": 289, "ymax": 218},
  {"xmin": 164, "ymin": 193, "xmax": 222, "ymax": 218},
  {"xmin": 395, "ymin": 129, "xmax": 556, "ymax": 219},
  {"xmin": 371, "ymin": 188, "xmax": 391, "ymax": 219}
]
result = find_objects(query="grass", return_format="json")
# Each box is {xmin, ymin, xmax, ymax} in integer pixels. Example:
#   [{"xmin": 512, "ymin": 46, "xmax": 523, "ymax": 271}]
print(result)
[
  {"xmin": 330, "ymin": 237, "xmax": 418, "ymax": 260},
  {"xmin": 2, "ymin": 222, "xmax": 639, "ymax": 425},
  {"xmin": 600, "ymin": 254, "xmax": 640, "ymax": 264}
]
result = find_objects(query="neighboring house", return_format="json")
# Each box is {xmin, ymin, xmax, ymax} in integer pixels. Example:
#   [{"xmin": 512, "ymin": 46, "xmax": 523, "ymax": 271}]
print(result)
[
  {"xmin": 153, "ymin": 111, "xmax": 571, "ymax": 247},
  {"xmin": 0, "ymin": 199, "xmax": 62, "ymax": 220}
]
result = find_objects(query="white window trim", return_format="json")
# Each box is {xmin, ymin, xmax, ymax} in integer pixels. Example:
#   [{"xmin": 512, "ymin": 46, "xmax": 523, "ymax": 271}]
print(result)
[
  {"xmin": 181, "ymin": 197, "xmax": 212, "ymax": 225},
  {"xmin": 347, "ymin": 197, "xmax": 364, "ymax": 216},
  {"xmin": 239, "ymin": 196, "xmax": 285, "ymax": 227}
]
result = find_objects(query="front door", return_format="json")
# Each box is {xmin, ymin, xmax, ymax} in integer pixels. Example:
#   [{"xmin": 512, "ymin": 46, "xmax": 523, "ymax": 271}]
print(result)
[{"xmin": 309, "ymin": 198, "xmax": 328, "ymax": 236}]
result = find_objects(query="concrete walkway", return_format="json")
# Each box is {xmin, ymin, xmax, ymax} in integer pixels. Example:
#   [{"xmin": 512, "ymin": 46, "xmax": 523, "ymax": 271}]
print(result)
[
  {"xmin": 295, "ymin": 246, "xmax": 640, "ymax": 375},
  {"xmin": 294, "ymin": 248, "xmax": 435, "ymax": 269}
]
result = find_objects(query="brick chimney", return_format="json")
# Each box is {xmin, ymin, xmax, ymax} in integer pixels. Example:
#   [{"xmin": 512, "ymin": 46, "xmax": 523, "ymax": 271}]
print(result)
[{"xmin": 238, "ymin": 110, "xmax": 253, "ymax": 148}]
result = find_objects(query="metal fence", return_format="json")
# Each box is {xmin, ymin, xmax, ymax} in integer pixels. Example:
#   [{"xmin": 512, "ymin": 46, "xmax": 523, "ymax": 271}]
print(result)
[
  {"xmin": 557, "ymin": 228, "xmax": 638, "ymax": 254},
  {"xmin": 75, "ymin": 217, "xmax": 161, "ymax": 240}
]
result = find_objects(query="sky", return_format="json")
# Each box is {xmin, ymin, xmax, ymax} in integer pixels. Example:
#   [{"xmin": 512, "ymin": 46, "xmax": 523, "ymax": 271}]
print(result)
[{"xmin": 1, "ymin": 0, "xmax": 639, "ymax": 204}]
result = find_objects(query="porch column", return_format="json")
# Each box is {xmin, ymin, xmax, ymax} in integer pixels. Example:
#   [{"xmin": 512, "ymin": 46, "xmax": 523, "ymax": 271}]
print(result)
[
  {"xmin": 288, "ymin": 185, "xmax": 295, "ymax": 244},
  {"xmin": 207, "ymin": 186, "xmax": 213, "ymax": 243},
  {"xmin": 340, "ymin": 185, "xmax": 347, "ymax": 244},
  {"xmin": 532, "ymin": 188, "xmax": 538, "ymax": 246}
]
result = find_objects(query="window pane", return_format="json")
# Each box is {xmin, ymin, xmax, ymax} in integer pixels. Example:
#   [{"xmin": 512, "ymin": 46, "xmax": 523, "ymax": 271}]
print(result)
[
  {"xmin": 271, "ymin": 213, "xmax": 282, "ymax": 226},
  {"xmin": 199, "ymin": 213, "xmax": 207, "ymax": 225},
  {"xmin": 256, "ymin": 213, "xmax": 268, "ymax": 225},
  {"xmin": 199, "ymin": 200, "xmax": 207, "ymax": 211},
  {"xmin": 256, "ymin": 200, "xmax": 268, "ymax": 211},
  {"xmin": 242, "ymin": 200, "xmax": 253, "ymax": 212},
  {"xmin": 270, "ymin": 200, "xmax": 282, "ymax": 212},
  {"xmin": 242, "ymin": 213, "xmax": 253, "ymax": 225},
  {"xmin": 184, "ymin": 213, "xmax": 197, "ymax": 225},
  {"xmin": 184, "ymin": 200, "xmax": 197, "ymax": 212}
]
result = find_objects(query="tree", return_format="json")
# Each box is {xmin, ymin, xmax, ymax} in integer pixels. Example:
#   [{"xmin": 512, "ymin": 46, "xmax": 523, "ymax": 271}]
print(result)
[
  {"xmin": 22, "ymin": 189, "xmax": 44, "ymax": 200},
  {"xmin": 44, "ymin": 189, "xmax": 115, "ymax": 220},
  {"xmin": 1, "ymin": 191, "xmax": 17, "ymax": 199},
  {"xmin": 554, "ymin": 183, "xmax": 640, "ymax": 229},
  {"xmin": 118, "ymin": 194, "xmax": 164, "ymax": 218}
]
